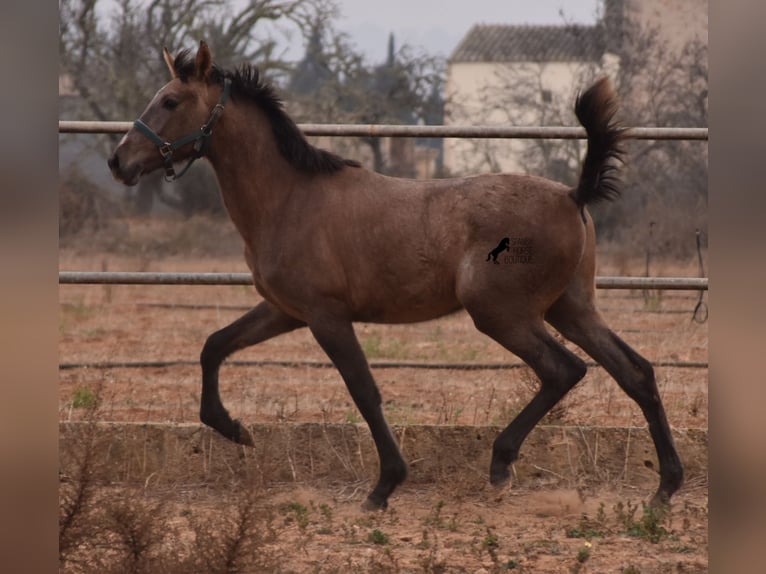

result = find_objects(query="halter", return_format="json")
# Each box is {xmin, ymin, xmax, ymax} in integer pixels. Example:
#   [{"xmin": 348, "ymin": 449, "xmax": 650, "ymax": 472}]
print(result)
[{"xmin": 133, "ymin": 78, "xmax": 232, "ymax": 182}]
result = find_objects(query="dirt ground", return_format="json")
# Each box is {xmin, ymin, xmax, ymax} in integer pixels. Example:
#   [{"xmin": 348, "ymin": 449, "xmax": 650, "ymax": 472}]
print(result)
[{"xmin": 59, "ymin": 245, "xmax": 708, "ymax": 573}]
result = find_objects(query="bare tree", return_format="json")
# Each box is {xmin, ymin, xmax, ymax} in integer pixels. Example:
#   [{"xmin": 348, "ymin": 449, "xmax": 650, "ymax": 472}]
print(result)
[
  {"xmin": 60, "ymin": 0, "xmax": 321, "ymax": 216},
  {"xmin": 603, "ymin": 21, "xmax": 708, "ymax": 255},
  {"xmin": 445, "ymin": 18, "xmax": 707, "ymax": 256},
  {"xmin": 286, "ymin": 24, "xmax": 445, "ymax": 176},
  {"xmin": 450, "ymin": 59, "xmax": 601, "ymax": 183}
]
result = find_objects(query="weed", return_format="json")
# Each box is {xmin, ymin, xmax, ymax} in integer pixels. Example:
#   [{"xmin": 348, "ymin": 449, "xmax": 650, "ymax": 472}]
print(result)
[
  {"xmin": 481, "ymin": 527, "xmax": 500, "ymax": 562},
  {"xmin": 341, "ymin": 520, "xmax": 360, "ymax": 544},
  {"xmin": 419, "ymin": 550, "xmax": 448, "ymax": 573},
  {"xmin": 643, "ymin": 290, "xmax": 663, "ymax": 311},
  {"xmin": 636, "ymin": 504, "xmax": 670, "ymax": 543},
  {"xmin": 318, "ymin": 502, "xmax": 333, "ymax": 522},
  {"xmin": 596, "ymin": 501, "xmax": 607, "ymax": 524},
  {"xmin": 360, "ymin": 332, "xmax": 409, "ymax": 359},
  {"xmin": 689, "ymin": 391, "xmax": 706, "ymax": 418},
  {"xmin": 71, "ymin": 386, "xmax": 98, "ymax": 409},
  {"xmin": 576, "ymin": 542, "xmax": 592, "ymax": 563},
  {"xmin": 103, "ymin": 497, "xmax": 168, "ymax": 571},
  {"xmin": 425, "ymin": 500, "xmax": 446, "ymax": 528},
  {"xmin": 368, "ymin": 528, "xmax": 389, "ymax": 545},
  {"xmin": 566, "ymin": 509, "xmax": 607, "ymax": 539},
  {"xmin": 622, "ymin": 565, "xmax": 642, "ymax": 574},
  {"xmin": 344, "ymin": 410, "xmax": 362, "ymax": 424},
  {"xmin": 614, "ymin": 500, "xmax": 638, "ymax": 529},
  {"xmin": 417, "ymin": 528, "xmax": 431, "ymax": 550},
  {"xmin": 566, "ymin": 525, "xmax": 604, "ymax": 539},
  {"xmin": 282, "ymin": 501, "xmax": 310, "ymax": 530},
  {"xmin": 61, "ymin": 300, "xmax": 94, "ymax": 320},
  {"xmin": 361, "ymin": 333, "xmax": 382, "ymax": 357},
  {"xmin": 188, "ymin": 489, "xmax": 279, "ymax": 572},
  {"xmin": 59, "ymin": 420, "xmax": 100, "ymax": 563},
  {"xmin": 614, "ymin": 500, "xmax": 670, "ymax": 543},
  {"xmin": 316, "ymin": 502, "xmax": 334, "ymax": 535}
]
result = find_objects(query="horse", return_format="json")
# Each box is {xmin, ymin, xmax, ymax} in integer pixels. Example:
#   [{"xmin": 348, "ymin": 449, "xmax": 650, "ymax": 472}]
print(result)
[
  {"xmin": 486, "ymin": 237, "xmax": 511, "ymax": 264},
  {"xmin": 108, "ymin": 41, "xmax": 683, "ymax": 511}
]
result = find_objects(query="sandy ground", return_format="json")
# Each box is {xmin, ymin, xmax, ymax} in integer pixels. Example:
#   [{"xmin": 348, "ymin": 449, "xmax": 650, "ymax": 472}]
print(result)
[{"xmin": 59, "ymin": 248, "xmax": 708, "ymax": 572}]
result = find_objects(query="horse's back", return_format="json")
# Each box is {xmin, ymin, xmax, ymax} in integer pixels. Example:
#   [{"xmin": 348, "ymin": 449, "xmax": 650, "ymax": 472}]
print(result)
[
  {"xmin": 378, "ymin": 170, "xmax": 589, "ymax": 317},
  {"xmin": 431, "ymin": 172, "xmax": 592, "ymax": 318},
  {"xmin": 269, "ymin": 168, "xmax": 592, "ymax": 324}
]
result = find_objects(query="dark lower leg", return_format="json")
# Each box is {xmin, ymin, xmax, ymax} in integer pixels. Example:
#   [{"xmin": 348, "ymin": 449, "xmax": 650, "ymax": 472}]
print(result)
[
  {"xmin": 611, "ymin": 336, "xmax": 684, "ymax": 505},
  {"xmin": 547, "ymin": 303, "xmax": 683, "ymax": 504},
  {"xmin": 478, "ymin": 325, "xmax": 587, "ymax": 486},
  {"xmin": 199, "ymin": 301, "xmax": 304, "ymax": 445},
  {"xmin": 490, "ymin": 379, "xmax": 581, "ymax": 485},
  {"xmin": 309, "ymin": 319, "xmax": 407, "ymax": 509}
]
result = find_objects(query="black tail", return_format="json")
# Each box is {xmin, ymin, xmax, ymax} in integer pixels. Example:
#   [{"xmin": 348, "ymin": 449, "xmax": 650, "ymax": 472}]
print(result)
[{"xmin": 572, "ymin": 77, "xmax": 626, "ymax": 207}]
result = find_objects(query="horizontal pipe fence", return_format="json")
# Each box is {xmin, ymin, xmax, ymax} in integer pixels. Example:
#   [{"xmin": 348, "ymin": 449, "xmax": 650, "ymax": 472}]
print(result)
[
  {"xmin": 59, "ymin": 121, "xmax": 708, "ymax": 140},
  {"xmin": 59, "ymin": 121, "xmax": 708, "ymax": 392},
  {"xmin": 58, "ymin": 121, "xmax": 708, "ymax": 291},
  {"xmin": 59, "ymin": 358, "xmax": 708, "ymax": 371},
  {"xmin": 58, "ymin": 271, "xmax": 707, "ymax": 290}
]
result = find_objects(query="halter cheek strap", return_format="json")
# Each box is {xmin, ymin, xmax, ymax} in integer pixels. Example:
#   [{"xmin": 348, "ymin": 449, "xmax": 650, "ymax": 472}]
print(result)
[{"xmin": 133, "ymin": 78, "xmax": 231, "ymax": 182}]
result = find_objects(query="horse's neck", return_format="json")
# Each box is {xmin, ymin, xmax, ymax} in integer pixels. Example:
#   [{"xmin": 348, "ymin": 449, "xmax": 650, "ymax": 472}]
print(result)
[{"xmin": 206, "ymin": 105, "xmax": 298, "ymax": 240}]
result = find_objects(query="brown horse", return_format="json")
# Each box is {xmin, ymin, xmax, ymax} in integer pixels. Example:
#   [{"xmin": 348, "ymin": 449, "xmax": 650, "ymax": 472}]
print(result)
[{"xmin": 108, "ymin": 41, "xmax": 683, "ymax": 510}]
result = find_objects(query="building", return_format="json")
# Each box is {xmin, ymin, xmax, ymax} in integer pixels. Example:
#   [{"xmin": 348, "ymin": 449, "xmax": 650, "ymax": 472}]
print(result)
[
  {"xmin": 443, "ymin": 0, "xmax": 707, "ymax": 177},
  {"xmin": 444, "ymin": 23, "xmax": 608, "ymax": 177}
]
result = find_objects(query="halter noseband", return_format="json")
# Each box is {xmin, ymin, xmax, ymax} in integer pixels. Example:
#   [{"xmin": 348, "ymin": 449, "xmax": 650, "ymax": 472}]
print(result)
[{"xmin": 133, "ymin": 78, "xmax": 232, "ymax": 182}]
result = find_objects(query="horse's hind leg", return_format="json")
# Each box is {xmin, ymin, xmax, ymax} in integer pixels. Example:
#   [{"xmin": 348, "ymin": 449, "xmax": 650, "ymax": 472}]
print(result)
[
  {"xmin": 200, "ymin": 300, "xmax": 305, "ymax": 445},
  {"xmin": 464, "ymin": 308, "xmax": 588, "ymax": 487},
  {"xmin": 308, "ymin": 316, "xmax": 407, "ymax": 510},
  {"xmin": 546, "ymin": 294, "xmax": 684, "ymax": 507}
]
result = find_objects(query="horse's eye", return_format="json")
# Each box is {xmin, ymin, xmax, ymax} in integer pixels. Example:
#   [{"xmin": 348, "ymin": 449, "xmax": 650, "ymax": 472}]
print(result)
[{"xmin": 162, "ymin": 98, "xmax": 179, "ymax": 110}]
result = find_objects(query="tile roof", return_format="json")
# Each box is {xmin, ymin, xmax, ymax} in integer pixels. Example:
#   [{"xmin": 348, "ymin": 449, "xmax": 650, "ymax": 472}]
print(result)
[{"xmin": 450, "ymin": 24, "xmax": 606, "ymax": 63}]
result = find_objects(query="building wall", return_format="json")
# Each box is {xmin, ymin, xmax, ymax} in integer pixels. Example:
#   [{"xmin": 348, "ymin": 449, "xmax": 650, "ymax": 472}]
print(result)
[
  {"xmin": 442, "ymin": 0, "xmax": 707, "ymax": 177},
  {"xmin": 626, "ymin": 0, "xmax": 707, "ymax": 52},
  {"xmin": 444, "ymin": 60, "xmax": 599, "ymax": 176}
]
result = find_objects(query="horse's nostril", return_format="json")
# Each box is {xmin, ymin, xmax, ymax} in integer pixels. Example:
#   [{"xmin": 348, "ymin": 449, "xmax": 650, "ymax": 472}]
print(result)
[{"xmin": 108, "ymin": 154, "xmax": 119, "ymax": 171}]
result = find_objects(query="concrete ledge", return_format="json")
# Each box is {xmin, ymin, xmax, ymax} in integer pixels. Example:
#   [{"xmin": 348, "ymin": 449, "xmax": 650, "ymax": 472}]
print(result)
[{"xmin": 59, "ymin": 422, "xmax": 707, "ymax": 492}]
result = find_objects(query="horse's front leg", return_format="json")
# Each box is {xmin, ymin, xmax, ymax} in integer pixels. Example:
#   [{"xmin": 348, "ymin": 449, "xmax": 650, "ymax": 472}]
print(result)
[
  {"xmin": 308, "ymin": 317, "xmax": 407, "ymax": 510},
  {"xmin": 200, "ymin": 300, "xmax": 305, "ymax": 445}
]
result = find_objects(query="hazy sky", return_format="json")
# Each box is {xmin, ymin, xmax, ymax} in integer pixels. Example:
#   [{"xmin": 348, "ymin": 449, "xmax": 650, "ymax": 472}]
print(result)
[
  {"xmin": 95, "ymin": 0, "xmax": 603, "ymax": 63},
  {"xmin": 331, "ymin": 0, "xmax": 602, "ymax": 62}
]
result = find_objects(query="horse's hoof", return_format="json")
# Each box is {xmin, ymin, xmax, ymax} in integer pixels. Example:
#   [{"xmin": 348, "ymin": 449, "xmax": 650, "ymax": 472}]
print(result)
[
  {"xmin": 234, "ymin": 420, "xmax": 255, "ymax": 447},
  {"xmin": 489, "ymin": 461, "xmax": 511, "ymax": 487},
  {"xmin": 649, "ymin": 490, "xmax": 671, "ymax": 511},
  {"xmin": 361, "ymin": 495, "xmax": 388, "ymax": 512}
]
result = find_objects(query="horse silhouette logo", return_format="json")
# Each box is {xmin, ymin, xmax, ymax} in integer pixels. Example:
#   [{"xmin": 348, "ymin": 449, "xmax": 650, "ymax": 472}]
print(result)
[{"xmin": 486, "ymin": 237, "xmax": 510, "ymax": 264}]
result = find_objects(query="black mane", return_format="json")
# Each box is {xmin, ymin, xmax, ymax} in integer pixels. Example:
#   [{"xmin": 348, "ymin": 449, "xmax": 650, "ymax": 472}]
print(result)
[{"xmin": 172, "ymin": 50, "xmax": 360, "ymax": 174}]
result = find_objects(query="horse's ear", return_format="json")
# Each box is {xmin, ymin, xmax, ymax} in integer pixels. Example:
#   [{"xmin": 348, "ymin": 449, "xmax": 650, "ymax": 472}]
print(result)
[
  {"xmin": 162, "ymin": 46, "xmax": 177, "ymax": 79},
  {"xmin": 194, "ymin": 40, "xmax": 213, "ymax": 81}
]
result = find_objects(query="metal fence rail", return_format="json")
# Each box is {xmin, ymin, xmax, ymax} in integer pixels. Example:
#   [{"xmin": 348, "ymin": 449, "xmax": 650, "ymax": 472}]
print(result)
[
  {"xmin": 59, "ymin": 271, "xmax": 708, "ymax": 290},
  {"xmin": 58, "ymin": 120, "xmax": 708, "ymax": 292},
  {"xmin": 59, "ymin": 121, "xmax": 708, "ymax": 140},
  {"xmin": 59, "ymin": 358, "xmax": 708, "ymax": 371}
]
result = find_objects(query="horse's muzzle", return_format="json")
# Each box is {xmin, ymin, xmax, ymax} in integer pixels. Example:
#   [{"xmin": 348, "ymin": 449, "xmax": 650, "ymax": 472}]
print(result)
[{"xmin": 108, "ymin": 151, "xmax": 143, "ymax": 186}]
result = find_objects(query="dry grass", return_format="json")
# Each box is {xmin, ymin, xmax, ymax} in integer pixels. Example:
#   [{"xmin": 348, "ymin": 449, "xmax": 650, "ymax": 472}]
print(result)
[
  {"xmin": 59, "ymin": 423, "xmax": 708, "ymax": 573},
  {"xmin": 58, "ymin": 233, "xmax": 708, "ymax": 572},
  {"xmin": 58, "ymin": 268, "xmax": 708, "ymax": 429}
]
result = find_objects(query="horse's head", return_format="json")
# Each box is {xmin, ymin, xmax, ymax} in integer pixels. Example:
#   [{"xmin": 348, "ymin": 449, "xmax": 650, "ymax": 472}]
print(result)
[{"xmin": 108, "ymin": 41, "xmax": 228, "ymax": 185}]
